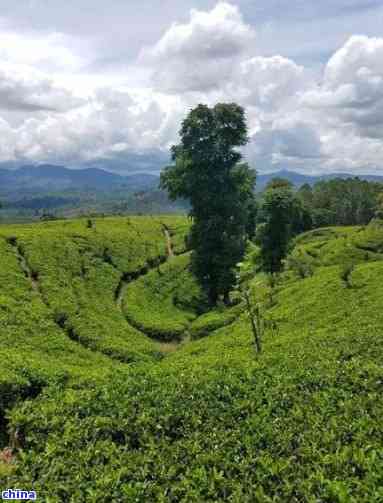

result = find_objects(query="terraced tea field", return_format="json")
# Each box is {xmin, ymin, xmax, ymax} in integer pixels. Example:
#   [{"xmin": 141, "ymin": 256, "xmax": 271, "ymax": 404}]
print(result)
[{"xmin": 1, "ymin": 216, "xmax": 383, "ymax": 501}]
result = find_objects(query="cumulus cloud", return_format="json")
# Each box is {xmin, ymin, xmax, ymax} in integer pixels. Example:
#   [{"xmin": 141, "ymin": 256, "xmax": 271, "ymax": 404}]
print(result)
[
  {"xmin": 234, "ymin": 56, "xmax": 307, "ymax": 109},
  {"xmin": 0, "ymin": 3, "xmax": 383, "ymax": 175},
  {"xmin": 0, "ymin": 30, "xmax": 85, "ymax": 72},
  {"xmin": 0, "ymin": 62, "xmax": 85, "ymax": 112},
  {"xmin": 141, "ymin": 2, "xmax": 255, "ymax": 93},
  {"xmin": 302, "ymin": 36, "xmax": 383, "ymax": 138},
  {"xmin": 0, "ymin": 87, "xmax": 179, "ymax": 166}
]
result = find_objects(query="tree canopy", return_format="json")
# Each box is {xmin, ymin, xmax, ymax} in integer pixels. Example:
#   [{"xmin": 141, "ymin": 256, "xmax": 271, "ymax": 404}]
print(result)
[{"xmin": 298, "ymin": 177, "xmax": 382, "ymax": 227}]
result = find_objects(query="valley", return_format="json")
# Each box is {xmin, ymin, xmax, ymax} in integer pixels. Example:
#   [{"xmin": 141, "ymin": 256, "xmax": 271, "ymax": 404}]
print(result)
[{"xmin": 0, "ymin": 215, "xmax": 382, "ymax": 501}]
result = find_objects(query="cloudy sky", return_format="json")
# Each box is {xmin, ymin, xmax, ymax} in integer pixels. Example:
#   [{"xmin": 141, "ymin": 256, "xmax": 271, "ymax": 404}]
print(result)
[{"xmin": 1, "ymin": 0, "xmax": 383, "ymax": 174}]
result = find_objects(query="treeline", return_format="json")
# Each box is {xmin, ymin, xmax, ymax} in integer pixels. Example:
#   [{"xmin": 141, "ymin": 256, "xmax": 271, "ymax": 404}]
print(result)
[
  {"xmin": 297, "ymin": 177, "xmax": 383, "ymax": 227},
  {"xmin": 255, "ymin": 176, "xmax": 383, "ymax": 272}
]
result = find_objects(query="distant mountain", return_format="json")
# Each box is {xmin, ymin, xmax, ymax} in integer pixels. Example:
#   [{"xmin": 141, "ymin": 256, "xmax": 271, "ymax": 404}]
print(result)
[
  {"xmin": 0, "ymin": 164, "xmax": 159, "ymax": 193},
  {"xmin": 1, "ymin": 164, "xmax": 382, "ymax": 196}
]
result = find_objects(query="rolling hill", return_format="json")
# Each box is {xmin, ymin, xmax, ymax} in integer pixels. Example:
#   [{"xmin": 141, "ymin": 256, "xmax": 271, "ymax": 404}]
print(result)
[{"xmin": 0, "ymin": 215, "xmax": 382, "ymax": 500}]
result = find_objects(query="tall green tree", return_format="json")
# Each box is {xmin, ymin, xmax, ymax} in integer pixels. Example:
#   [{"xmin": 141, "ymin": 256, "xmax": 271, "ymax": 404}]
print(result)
[
  {"xmin": 297, "ymin": 183, "xmax": 314, "ymax": 208},
  {"xmin": 376, "ymin": 192, "xmax": 383, "ymax": 220},
  {"xmin": 160, "ymin": 103, "xmax": 256, "ymax": 304},
  {"xmin": 256, "ymin": 180, "xmax": 307, "ymax": 273}
]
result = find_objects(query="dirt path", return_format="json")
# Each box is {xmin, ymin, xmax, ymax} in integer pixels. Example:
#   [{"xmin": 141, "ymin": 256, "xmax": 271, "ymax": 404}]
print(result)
[
  {"xmin": 116, "ymin": 277, "xmax": 129, "ymax": 312},
  {"xmin": 115, "ymin": 227, "xmax": 190, "ymax": 354},
  {"xmin": 7, "ymin": 237, "xmax": 125, "ymax": 363},
  {"xmin": 163, "ymin": 225, "xmax": 174, "ymax": 258},
  {"xmin": 18, "ymin": 249, "xmax": 39, "ymax": 292},
  {"xmin": 116, "ymin": 224, "xmax": 176, "ymax": 315},
  {"xmin": 8, "ymin": 238, "xmax": 39, "ymax": 293}
]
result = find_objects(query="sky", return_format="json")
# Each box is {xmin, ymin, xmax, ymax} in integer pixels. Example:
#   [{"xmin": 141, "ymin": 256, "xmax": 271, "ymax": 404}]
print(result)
[{"xmin": 0, "ymin": 0, "xmax": 383, "ymax": 174}]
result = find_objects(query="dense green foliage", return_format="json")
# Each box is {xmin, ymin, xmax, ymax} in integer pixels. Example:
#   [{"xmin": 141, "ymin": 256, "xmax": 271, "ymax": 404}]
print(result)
[
  {"xmin": 122, "ymin": 251, "xmax": 242, "ymax": 343},
  {"xmin": 1, "ymin": 216, "xmax": 383, "ymax": 501},
  {"xmin": 122, "ymin": 254, "xmax": 200, "ymax": 341},
  {"xmin": 256, "ymin": 183, "xmax": 310, "ymax": 272},
  {"xmin": 376, "ymin": 192, "xmax": 383, "ymax": 219},
  {"xmin": 161, "ymin": 103, "xmax": 256, "ymax": 304},
  {"xmin": 297, "ymin": 177, "xmax": 383, "ymax": 227},
  {"xmin": 0, "ymin": 216, "xmax": 190, "ymax": 422},
  {"xmin": 255, "ymin": 176, "xmax": 383, "ymax": 274}
]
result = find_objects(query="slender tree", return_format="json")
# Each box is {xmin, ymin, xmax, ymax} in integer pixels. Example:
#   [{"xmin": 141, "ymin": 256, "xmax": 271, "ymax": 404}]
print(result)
[
  {"xmin": 376, "ymin": 192, "xmax": 383, "ymax": 219},
  {"xmin": 256, "ymin": 181, "xmax": 302, "ymax": 273},
  {"xmin": 160, "ymin": 103, "xmax": 256, "ymax": 304}
]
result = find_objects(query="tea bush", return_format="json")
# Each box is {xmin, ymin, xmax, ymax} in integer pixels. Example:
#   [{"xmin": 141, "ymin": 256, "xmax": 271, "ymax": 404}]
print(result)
[
  {"xmin": 2, "ymin": 218, "xmax": 383, "ymax": 501},
  {"xmin": 122, "ymin": 254, "xmax": 200, "ymax": 340}
]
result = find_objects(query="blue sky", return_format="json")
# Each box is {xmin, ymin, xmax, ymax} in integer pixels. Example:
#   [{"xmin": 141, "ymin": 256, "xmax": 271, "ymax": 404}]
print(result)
[{"xmin": 0, "ymin": 1, "xmax": 383, "ymax": 174}]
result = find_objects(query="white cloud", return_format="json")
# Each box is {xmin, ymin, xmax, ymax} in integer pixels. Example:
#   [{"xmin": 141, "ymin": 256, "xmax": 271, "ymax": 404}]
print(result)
[
  {"xmin": 234, "ymin": 56, "xmax": 306, "ymax": 109},
  {"xmin": 0, "ymin": 30, "xmax": 84, "ymax": 72},
  {"xmin": 0, "ymin": 62, "xmax": 85, "ymax": 113},
  {"xmin": 141, "ymin": 2, "xmax": 255, "ymax": 93},
  {"xmin": 0, "ymin": 3, "xmax": 383, "ymax": 176},
  {"xmin": 302, "ymin": 36, "xmax": 383, "ymax": 138}
]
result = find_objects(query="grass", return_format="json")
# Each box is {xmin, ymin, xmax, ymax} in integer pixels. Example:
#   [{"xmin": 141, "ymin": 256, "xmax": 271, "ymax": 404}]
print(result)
[{"xmin": 1, "ymin": 219, "xmax": 383, "ymax": 501}]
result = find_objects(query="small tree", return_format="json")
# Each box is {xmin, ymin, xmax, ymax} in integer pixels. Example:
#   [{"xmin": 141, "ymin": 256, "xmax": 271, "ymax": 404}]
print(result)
[
  {"xmin": 256, "ymin": 181, "xmax": 311, "ymax": 273},
  {"xmin": 235, "ymin": 264, "xmax": 278, "ymax": 354},
  {"xmin": 242, "ymin": 287, "xmax": 262, "ymax": 353},
  {"xmin": 286, "ymin": 254, "xmax": 313, "ymax": 279},
  {"xmin": 340, "ymin": 263, "xmax": 354, "ymax": 288},
  {"xmin": 256, "ymin": 185, "xmax": 295, "ymax": 273}
]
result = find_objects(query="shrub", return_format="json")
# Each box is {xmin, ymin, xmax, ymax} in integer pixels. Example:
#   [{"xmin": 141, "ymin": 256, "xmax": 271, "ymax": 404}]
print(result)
[
  {"xmin": 340, "ymin": 263, "xmax": 355, "ymax": 288},
  {"xmin": 286, "ymin": 255, "xmax": 313, "ymax": 279}
]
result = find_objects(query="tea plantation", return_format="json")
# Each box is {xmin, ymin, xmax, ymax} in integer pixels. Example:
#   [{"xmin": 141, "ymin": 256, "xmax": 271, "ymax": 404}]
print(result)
[{"xmin": 1, "ymin": 216, "xmax": 383, "ymax": 502}]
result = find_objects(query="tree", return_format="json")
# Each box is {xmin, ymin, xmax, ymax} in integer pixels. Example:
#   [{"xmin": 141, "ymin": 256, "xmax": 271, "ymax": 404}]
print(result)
[
  {"xmin": 245, "ymin": 197, "xmax": 258, "ymax": 240},
  {"xmin": 291, "ymin": 194, "xmax": 313, "ymax": 234},
  {"xmin": 376, "ymin": 192, "xmax": 383, "ymax": 219},
  {"xmin": 265, "ymin": 178, "xmax": 294, "ymax": 191},
  {"xmin": 297, "ymin": 183, "xmax": 314, "ymax": 208},
  {"xmin": 310, "ymin": 178, "xmax": 381, "ymax": 227},
  {"xmin": 160, "ymin": 103, "xmax": 256, "ymax": 304},
  {"xmin": 256, "ymin": 183, "xmax": 304, "ymax": 273}
]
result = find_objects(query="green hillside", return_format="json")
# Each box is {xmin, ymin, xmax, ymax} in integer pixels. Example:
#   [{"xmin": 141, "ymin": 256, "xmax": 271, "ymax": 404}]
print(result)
[{"xmin": 1, "ymin": 217, "xmax": 383, "ymax": 501}]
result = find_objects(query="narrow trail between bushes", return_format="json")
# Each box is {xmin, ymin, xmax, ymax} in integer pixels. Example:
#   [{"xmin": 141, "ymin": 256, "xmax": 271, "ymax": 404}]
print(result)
[
  {"xmin": 115, "ymin": 225, "xmax": 192, "ymax": 354},
  {"xmin": 115, "ymin": 224, "xmax": 175, "ymax": 314},
  {"xmin": 116, "ymin": 279, "xmax": 129, "ymax": 312},
  {"xmin": 115, "ymin": 226, "xmax": 243, "ymax": 355},
  {"xmin": 7, "ymin": 237, "xmax": 128, "ymax": 364},
  {"xmin": 115, "ymin": 222, "xmax": 177, "ymax": 316},
  {"xmin": 163, "ymin": 225, "xmax": 174, "ymax": 258},
  {"xmin": 10, "ymin": 239, "xmax": 39, "ymax": 293}
]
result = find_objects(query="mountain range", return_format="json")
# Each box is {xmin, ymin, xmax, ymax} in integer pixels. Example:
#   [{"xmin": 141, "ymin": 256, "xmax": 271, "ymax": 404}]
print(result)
[
  {"xmin": 1, "ymin": 164, "xmax": 383, "ymax": 195},
  {"xmin": 0, "ymin": 164, "xmax": 159, "ymax": 194}
]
